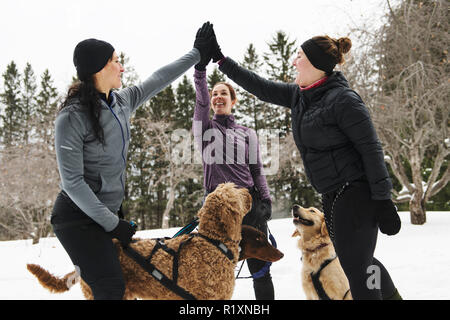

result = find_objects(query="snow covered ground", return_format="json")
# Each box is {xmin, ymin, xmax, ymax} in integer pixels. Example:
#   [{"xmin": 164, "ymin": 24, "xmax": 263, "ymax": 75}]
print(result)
[{"xmin": 0, "ymin": 211, "xmax": 449, "ymax": 300}]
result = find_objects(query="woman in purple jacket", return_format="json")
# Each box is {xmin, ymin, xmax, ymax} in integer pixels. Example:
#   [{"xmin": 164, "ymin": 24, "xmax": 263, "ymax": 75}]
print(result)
[{"xmin": 192, "ymin": 58, "xmax": 275, "ymax": 300}]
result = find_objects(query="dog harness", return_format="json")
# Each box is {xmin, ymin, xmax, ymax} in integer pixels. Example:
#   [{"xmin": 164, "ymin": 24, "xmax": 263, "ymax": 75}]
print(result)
[
  {"xmin": 123, "ymin": 233, "xmax": 235, "ymax": 300},
  {"xmin": 172, "ymin": 217, "xmax": 277, "ymax": 281},
  {"xmin": 310, "ymin": 256, "xmax": 351, "ymax": 300}
]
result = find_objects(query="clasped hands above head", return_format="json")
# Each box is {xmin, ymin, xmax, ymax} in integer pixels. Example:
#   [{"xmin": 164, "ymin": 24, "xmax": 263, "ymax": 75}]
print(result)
[{"xmin": 193, "ymin": 21, "xmax": 224, "ymax": 71}]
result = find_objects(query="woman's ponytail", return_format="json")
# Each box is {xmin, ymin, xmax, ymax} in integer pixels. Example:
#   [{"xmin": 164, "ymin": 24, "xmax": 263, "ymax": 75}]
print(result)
[
  {"xmin": 312, "ymin": 35, "xmax": 352, "ymax": 66},
  {"xmin": 336, "ymin": 37, "xmax": 352, "ymax": 63}
]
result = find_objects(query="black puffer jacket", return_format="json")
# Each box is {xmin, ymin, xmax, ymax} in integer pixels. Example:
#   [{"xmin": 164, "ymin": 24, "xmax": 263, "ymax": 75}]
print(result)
[{"xmin": 219, "ymin": 58, "xmax": 392, "ymax": 200}]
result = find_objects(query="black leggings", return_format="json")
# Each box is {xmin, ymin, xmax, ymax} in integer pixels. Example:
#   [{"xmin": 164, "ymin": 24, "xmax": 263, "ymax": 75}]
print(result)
[
  {"xmin": 321, "ymin": 181, "xmax": 396, "ymax": 300},
  {"xmin": 245, "ymin": 220, "xmax": 275, "ymax": 300},
  {"xmin": 51, "ymin": 193, "xmax": 125, "ymax": 300},
  {"xmin": 243, "ymin": 188, "xmax": 274, "ymax": 300}
]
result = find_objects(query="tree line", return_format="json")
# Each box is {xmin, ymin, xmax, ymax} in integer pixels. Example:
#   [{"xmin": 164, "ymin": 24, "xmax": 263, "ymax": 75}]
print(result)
[{"xmin": 0, "ymin": 0, "xmax": 448, "ymax": 242}]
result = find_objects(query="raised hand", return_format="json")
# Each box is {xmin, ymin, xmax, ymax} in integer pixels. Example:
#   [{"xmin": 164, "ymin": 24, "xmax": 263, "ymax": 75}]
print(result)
[
  {"xmin": 210, "ymin": 25, "xmax": 225, "ymax": 63},
  {"xmin": 194, "ymin": 21, "xmax": 214, "ymax": 70}
]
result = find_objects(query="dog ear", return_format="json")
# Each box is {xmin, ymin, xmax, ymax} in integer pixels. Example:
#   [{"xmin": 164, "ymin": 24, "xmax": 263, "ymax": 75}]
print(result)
[
  {"xmin": 242, "ymin": 190, "xmax": 252, "ymax": 215},
  {"xmin": 197, "ymin": 205, "xmax": 208, "ymax": 220},
  {"xmin": 292, "ymin": 229, "xmax": 300, "ymax": 237},
  {"xmin": 321, "ymin": 221, "xmax": 329, "ymax": 237}
]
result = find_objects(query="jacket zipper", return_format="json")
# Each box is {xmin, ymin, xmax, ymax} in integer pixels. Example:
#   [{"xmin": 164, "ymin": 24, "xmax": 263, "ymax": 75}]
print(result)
[{"xmin": 108, "ymin": 105, "xmax": 127, "ymax": 192}]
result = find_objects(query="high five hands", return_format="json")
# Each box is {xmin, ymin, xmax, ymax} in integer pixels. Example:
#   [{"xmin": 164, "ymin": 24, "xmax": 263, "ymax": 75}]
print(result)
[{"xmin": 193, "ymin": 21, "xmax": 224, "ymax": 71}]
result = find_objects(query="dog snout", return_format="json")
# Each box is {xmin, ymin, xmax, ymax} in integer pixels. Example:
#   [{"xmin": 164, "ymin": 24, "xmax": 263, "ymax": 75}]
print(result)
[
  {"xmin": 278, "ymin": 251, "xmax": 284, "ymax": 260},
  {"xmin": 292, "ymin": 204, "xmax": 301, "ymax": 218},
  {"xmin": 268, "ymin": 250, "xmax": 284, "ymax": 262}
]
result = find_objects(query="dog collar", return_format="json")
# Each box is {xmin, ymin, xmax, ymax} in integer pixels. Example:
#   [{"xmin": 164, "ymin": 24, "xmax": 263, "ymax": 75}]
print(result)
[
  {"xmin": 305, "ymin": 242, "xmax": 330, "ymax": 253},
  {"xmin": 197, "ymin": 233, "xmax": 235, "ymax": 262}
]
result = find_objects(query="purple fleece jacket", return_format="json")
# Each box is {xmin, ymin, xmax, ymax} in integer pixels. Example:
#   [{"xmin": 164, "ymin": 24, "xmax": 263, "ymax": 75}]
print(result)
[{"xmin": 192, "ymin": 69, "xmax": 271, "ymax": 201}]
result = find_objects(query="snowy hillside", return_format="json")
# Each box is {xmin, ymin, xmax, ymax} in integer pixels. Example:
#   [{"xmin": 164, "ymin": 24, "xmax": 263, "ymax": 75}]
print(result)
[{"xmin": 0, "ymin": 212, "xmax": 449, "ymax": 300}]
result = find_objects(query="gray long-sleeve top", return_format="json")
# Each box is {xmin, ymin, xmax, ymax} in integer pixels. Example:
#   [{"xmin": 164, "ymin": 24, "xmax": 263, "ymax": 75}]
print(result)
[{"xmin": 55, "ymin": 48, "xmax": 200, "ymax": 232}]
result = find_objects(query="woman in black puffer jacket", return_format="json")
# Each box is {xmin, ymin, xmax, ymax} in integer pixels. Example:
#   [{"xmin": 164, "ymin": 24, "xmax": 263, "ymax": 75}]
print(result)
[{"xmin": 209, "ymin": 32, "xmax": 402, "ymax": 300}]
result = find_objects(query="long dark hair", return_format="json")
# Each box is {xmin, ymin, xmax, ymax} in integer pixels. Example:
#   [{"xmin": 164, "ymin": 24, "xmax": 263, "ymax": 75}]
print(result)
[{"xmin": 59, "ymin": 76, "xmax": 105, "ymax": 144}]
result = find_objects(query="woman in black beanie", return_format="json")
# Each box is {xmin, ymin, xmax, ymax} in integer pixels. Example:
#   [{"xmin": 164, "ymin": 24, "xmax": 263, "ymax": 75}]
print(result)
[
  {"xmin": 51, "ymin": 23, "xmax": 214, "ymax": 300},
  {"xmin": 209, "ymin": 33, "xmax": 402, "ymax": 300}
]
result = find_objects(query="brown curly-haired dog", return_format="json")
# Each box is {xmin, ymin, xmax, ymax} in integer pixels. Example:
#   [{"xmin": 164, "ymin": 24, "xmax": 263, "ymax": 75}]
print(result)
[{"xmin": 27, "ymin": 183, "xmax": 252, "ymax": 300}]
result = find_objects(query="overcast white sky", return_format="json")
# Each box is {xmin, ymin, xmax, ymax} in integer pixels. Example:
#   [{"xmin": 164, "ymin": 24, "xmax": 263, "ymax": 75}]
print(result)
[{"xmin": 0, "ymin": 0, "xmax": 390, "ymax": 92}]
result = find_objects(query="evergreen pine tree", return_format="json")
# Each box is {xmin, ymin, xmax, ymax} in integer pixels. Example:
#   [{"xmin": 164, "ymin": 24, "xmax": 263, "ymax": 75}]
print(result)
[
  {"xmin": 173, "ymin": 75, "xmax": 196, "ymax": 130},
  {"xmin": 173, "ymin": 75, "xmax": 203, "ymax": 225},
  {"xmin": 263, "ymin": 31, "xmax": 297, "ymax": 135},
  {"xmin": 128, "ymin": 86, "xmax": 177, "ymax": 228},
  {"xmin": 21, "ymin": 63, "xmax": 37, "ymax": 145},
  {"xmin": 148, "ymin": 85, "xmax": 177, "ymax": 122},
  {"xmin": 119, "ymin": 52, "xmax": 139, "ymax": 88},
  {"xmin": 0, "ymin": 61, "xmax": 22, "ymax": 147},
  {"xmin": 126, "ymin": 107, "xmax": 153, "ymax": 229},
  {"xmin": 36, "ymin": 69, "xmax": 59, "ymax": 147},
  {"xmin": 236, "ymin": 43, "xmax": 268, "ymax": 133},
  {"xmin": 207, "ymin": 66, "xmax": 226, "ymax": 88},
  {"xmin": 117, "ymin": 52, "xmax": 153, "ymax": 227}
]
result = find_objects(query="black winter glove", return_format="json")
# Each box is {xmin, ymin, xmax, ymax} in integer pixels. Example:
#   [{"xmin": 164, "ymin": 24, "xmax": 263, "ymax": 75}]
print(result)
[
  {"xmin": 259, "ymin": 199, "xmax": 272, "ymax": 221},
  {"xmin": 210, "ymin": 27, "xmax": 225, "ymax": 63},
  {"xmin": 374, "ymin": 199, "xmax": 401, "ymax": 236},
  {"xmin": 194, "ymin": 21, "xmax": 214, "ymax": 71},
  {"xmin": 108, "ymin": 219, "xmax": 136, "ymax": 246}
]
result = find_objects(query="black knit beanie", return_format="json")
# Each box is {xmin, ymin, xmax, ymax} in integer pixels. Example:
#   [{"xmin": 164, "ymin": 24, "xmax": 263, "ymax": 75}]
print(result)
[
  {"xmin": 301, "ymin": 39, "xmax": 336, "ymax": 74},
  {"xmin": 73, "ymin": 38, "xmax": 115, "ymax": 81}
]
